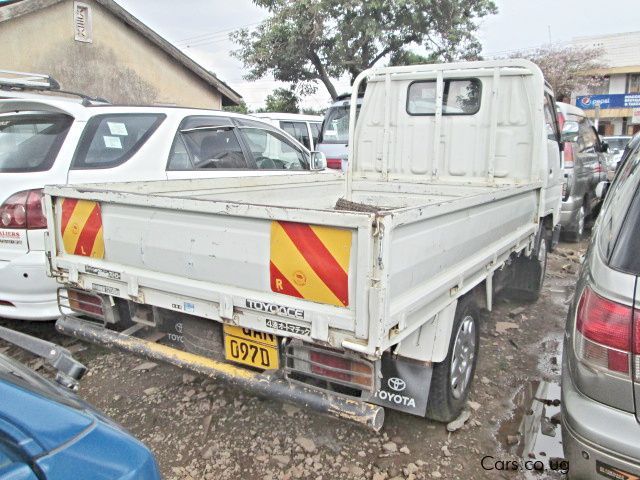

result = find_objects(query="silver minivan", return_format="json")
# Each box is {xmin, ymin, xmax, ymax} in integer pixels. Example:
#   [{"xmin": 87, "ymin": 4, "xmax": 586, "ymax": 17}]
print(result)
[
  {"xmin": 557, "ymin": 102, "xmax": 608, "ymax": 241},
  {"xmin": 561, "ymin": 138, "xmax": 640, "ymax": 478},
  {"xmin": 317, "ymin": 93, "xmax": 363, "ymax": 170}
]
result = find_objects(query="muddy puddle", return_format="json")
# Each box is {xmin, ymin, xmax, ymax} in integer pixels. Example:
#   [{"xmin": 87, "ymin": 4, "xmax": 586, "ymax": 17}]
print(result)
[{"xmin": 496, "ymin": 380, "xmax": 567, "ymax": 477}]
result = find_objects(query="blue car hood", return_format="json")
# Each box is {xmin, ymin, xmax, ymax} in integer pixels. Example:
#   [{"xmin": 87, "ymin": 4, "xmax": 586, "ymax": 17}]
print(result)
[{"xmin": 0, "ymin": 380, "xmax": 94, "ymax": 454}]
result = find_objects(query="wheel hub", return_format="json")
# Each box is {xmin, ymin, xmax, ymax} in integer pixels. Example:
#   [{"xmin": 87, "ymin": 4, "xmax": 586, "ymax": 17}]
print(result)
[{"xmin": 450, "ymin": 315, "xmax": 476, "ymax": 400}]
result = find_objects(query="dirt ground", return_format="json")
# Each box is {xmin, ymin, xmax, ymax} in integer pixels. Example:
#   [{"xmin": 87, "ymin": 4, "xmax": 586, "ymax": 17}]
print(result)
[{"xmin": 0, "ymin": 240, "xmax": 586, "ymax": 480}]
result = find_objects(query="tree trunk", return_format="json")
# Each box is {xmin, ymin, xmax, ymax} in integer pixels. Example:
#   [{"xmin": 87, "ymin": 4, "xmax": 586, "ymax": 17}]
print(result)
[{"xmin": 309, "ymin": 52, "xmax": 338, "ymax": 100}]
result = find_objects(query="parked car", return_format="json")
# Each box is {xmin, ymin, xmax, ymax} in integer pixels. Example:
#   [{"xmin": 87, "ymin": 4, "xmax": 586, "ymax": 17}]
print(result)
[
  {"xmin": 0, "ymin": 96, "xmax": 324, "ymax": 321},
  {"xmin": 557, "ymin": 102, "xmax": 608, "ymax": 241},
  {"xmin": 252, "ymin": 112, "xmax": 322, "ymax": 151},
  {"xmin": 0, "ymin": 325, "xmax": 160, "ymax": 479},
  {"xmin": 561, "ymin": 137, "xmax": 640, "ymax": 479},
  {"xmin": 45, "ymin": 60, "xmax": 563, "ymax": 430},
  {"xmin": 602, "ymin": 135, "xmax": 632, "ymax": 179},
  {"xmin": 317, "ymin": 93, "xmax": 363, "ymax": 170}
]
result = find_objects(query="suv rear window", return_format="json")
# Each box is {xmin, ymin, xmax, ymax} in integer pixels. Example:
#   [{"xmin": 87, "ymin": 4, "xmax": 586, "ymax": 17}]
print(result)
[
  {"xmin": 72, "ymin": 114, "xmax": 165, "ymax": 169},
  {"xmin": 0, "ymin": 113, "xmax": 72, "ymax": 172},
  {"xmin": 320, "ymin": 105, "xmax": 361, "ymax": 144}
]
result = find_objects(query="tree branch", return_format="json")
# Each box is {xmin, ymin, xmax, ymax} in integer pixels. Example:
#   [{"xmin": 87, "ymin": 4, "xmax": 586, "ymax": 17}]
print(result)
[{"xmin": 309, "ymin": 51, "xmax": 338, "ymax": 100}]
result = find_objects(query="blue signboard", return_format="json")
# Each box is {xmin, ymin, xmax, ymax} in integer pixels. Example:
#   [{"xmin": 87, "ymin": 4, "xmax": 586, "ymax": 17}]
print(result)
[{"xmin": 576, "ymin": 94, "xmax": 640, "ymax": 110}]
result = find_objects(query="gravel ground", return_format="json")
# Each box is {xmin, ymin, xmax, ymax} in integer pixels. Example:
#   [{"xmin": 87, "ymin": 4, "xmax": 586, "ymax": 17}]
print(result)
[{"xmin": 0, "ymin": 241, "xmax": 586, "ymax": 480}]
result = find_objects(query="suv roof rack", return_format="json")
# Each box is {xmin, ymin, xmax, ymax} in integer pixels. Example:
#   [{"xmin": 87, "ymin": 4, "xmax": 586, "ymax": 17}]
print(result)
[
  {"xmin": 0, "ymin": 69, "xmax": 109, "ymax": 105},
  {"xmin": 0, "ymin": 69, "xmax": 61, "ymax": 90}
]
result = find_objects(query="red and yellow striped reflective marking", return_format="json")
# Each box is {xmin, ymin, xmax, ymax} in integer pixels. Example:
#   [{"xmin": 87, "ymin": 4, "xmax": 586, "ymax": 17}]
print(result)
[
  {"xmin": 270, "ymin": 221, "xmax": 351, "ymax": 307},
  {"xmin": 60, "ymin": 198, "xmax": 105, "ymax": 259}
]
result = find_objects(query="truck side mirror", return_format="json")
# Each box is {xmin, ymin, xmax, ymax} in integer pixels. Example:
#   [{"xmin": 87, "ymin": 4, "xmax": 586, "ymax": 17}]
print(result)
[{"xmin": 310, "ymin": 151, "xmax": 327, "ymax": 171}]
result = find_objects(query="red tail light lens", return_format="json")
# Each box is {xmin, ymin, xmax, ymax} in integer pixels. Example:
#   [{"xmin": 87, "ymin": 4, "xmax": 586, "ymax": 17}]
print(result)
[
  {"xmin": 308, "ymin": 349, "xmax": 372, "ymax": 388},
  {"xmin": 563, "ymin": 142, "xmax": 574, "ymax": 169},
  {"xmin": 575, "ymin": 287, "xmax": 638, "ymax": 375},
  {"xmin": 0, "ymin": 189, "xmax": 46, "ymax": 229},
  {"xmin": 326, "ymin": 158, "xmax": 342, "ymax": 169}
]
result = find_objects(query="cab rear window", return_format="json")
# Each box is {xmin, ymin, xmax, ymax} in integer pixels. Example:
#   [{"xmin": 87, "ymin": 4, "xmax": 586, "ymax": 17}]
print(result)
[
  {"xmin": 407, "ymin": 79, "xmax": 481, "ymax": 115},
  {"xmin": 0, "ymin": 113, "xmax": 72, "ymax": 172},
  {"xmin": 72, "ymin": 114, "xmax": 165, "ymax": 169}
]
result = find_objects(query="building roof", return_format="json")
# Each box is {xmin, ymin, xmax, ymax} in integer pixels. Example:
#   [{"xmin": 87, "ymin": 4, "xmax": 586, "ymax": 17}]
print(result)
[{"xmin": 0, "ymin": 0, "xmax": 243, "ymax": 105}]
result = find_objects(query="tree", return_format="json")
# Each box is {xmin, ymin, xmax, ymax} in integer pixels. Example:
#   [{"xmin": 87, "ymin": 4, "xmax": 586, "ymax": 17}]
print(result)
[
  {"xmin": 232, "ymin": 0, "xmax": 497, "ymax": 100},
  {"xmin": 509, "ymin": 45, "xmax": 606, "ymax": 101},
  {"xmin": 261, "ymin": 87, "xmax": 300, "ymax": 113},
  {"xmin": 223, "ymin": 100, "xmax": 250, "ymax": 114}
]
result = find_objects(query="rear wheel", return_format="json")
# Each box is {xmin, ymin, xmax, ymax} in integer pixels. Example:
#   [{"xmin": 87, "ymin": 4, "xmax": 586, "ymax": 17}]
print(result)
[
  {"xmin": 504, "ymin": 224, "xmax": 548, "ymax": 302},
  {"xmin": 426, "ymin": 296, "xmax": 480, "ymax": 422},
  {"xmin": 564, "ymin": 206, "xmax": 585, "ymax": 243}
]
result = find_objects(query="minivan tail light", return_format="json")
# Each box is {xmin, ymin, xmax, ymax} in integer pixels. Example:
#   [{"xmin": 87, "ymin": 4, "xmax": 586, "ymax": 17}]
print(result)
[
  {"xmin": 575, "ymin": 287, "xmax": 638, "ymax": 376},
  {"xmin": 563, "ymin": 142, "xmax": 574, "ymax": 169},
  {"xmin": 0, "ymin": 189, "xmax": 47, "ymax": 229},
  {"xmin": 326, "ymin": 158, "xmax": 342, "ymax": 169}
]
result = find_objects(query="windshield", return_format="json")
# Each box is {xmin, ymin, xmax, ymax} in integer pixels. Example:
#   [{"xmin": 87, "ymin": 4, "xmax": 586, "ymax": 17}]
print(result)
[
  {"xmin": 0, "ymin": 113, "xmax": 73, "ymax": 172},
  {"xmin": 604, "ymin": 136, "xmax": 631, "ymax": 151},
  {"xmin": 320, "ymin": 105, "xmax": 361, "ymax": 144}
]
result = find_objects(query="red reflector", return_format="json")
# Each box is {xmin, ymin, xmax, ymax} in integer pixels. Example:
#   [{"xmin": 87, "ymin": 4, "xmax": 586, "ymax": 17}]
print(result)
[
  {"xmin": 577, "ymin": 287, "xmax": 632, "ymax": 351},
  {"xmin": 326, "ymin": 158, "xmax": 342, "ymax": 169},
  {"xmin": 608, "ymin": 350, "xmax": 629, "ymax": 373}
]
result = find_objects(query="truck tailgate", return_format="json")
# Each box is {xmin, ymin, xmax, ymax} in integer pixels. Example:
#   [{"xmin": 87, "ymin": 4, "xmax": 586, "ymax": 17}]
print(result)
[{"xmin": 46, "ymin": 186, "xmax": 376, "ymax": 344}]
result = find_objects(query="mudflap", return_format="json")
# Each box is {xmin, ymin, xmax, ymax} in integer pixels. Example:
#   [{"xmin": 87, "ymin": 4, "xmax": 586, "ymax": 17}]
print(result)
[{"xmin": 364, "ymin": 353, "xmax": 432, "ymax": 416}]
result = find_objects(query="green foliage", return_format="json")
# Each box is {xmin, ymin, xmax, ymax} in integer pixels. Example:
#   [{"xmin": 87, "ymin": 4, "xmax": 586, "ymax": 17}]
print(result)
[
  {"xmin": 261, "ymin": 87, "xmax": 300, "ymax": 113},
  {"xmin": 223, "ymin": 100, "xmax": 250, "ymax": 114},
  {"xmin": 389, "ymin": 50, "xmax": 438, "ymax": 67},
  {"xmin": 232, "ymin": 0, "xmax": 497, "ymax": 100}
]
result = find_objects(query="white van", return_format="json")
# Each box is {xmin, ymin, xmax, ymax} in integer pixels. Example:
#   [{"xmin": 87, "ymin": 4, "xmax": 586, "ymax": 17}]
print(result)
[{"xmin": 252, "ymin": 113, "xmax": 322, "ymax": 151}]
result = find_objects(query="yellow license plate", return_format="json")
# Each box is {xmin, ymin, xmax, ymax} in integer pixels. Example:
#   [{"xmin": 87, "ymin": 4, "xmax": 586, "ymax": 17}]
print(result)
[{"xmin": 223, "ymin": 325, "xmax": 279, "ymax": 370}]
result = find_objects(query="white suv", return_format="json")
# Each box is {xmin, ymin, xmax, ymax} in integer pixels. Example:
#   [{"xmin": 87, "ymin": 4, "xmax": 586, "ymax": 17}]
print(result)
[{"xmin": 0, "ymin": 98, "xmax": 324, "ymax": 320}]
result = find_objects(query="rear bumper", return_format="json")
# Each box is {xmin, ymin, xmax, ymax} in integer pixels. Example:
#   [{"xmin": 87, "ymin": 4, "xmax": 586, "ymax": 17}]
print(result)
[
  {"xmin": 561, "ymin": 372, "xmax": 640, "ymax": 479},
  {"xmin": 55, "ymin": 315, "xmax": 385, "ymax": 431},
  {"xmin": 559, "ymin": 197, "xmax": 582, "ymax": 229},
  {"xmin": 0, "ymin": 251, "xmax": 59, "ymax": 320}
]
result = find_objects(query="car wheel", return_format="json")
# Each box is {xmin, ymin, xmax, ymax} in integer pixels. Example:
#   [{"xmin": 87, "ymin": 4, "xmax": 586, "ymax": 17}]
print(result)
[
  {"xmin": 425, "ymin": 296, "xmax": 480, "ymax": 422},
  {"xmin": 565, "ymin": 206, "xmax": 585, "ymax": 242}
]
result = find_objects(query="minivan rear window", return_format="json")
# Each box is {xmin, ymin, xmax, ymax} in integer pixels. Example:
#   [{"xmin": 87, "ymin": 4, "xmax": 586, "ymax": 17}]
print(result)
[
  {"xmin": 320, "ymin": 105, "xmax": 361, "ymax": 144},
  {"xmin": 0, "ymin": 113, "xmax": 72, "ymax": 172},
  {"xmin": 72, "ymin": 113, "xmax": 165, "ymax": 169}
]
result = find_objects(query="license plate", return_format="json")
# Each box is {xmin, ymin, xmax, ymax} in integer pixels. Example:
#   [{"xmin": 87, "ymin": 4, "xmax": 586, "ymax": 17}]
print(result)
[{"xmin": 223, "ymin": 325, "xmax": 279, "ymax": 370}]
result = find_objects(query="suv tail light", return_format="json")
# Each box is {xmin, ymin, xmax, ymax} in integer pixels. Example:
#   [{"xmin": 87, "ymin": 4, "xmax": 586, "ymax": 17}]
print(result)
[
  {"xmin": 0, "ymin": 189, "xmax": 47, "ymax": 229},
  {"xmin": 575, "ymin": 287, "xmax": 640, "ymax": 377},
  {"xmin": 563, "ymin": 142, "xmax": 574, "ymax": 169},
  {"xmin": 326, "ymin": 158, "xmax": 342, "ymax": 169}
]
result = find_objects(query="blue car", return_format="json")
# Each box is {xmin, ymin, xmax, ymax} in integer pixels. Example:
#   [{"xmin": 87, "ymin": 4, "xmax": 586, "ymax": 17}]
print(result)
[{"xmin": 0, "ymin": 327, "xmax": 160, "ymax": 480}]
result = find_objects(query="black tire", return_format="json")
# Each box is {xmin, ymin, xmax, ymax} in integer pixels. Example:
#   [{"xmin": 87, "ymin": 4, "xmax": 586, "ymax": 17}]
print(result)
[
  {"xmin": 562, "ymin": 205, "xmax": 585, "ymax": 243},
  {"xmin": 505, "ymin": 225, "xmax": 548, "ymax": 302},
  {"xmin": 426, "ymin": 296, "xmax": 480, "ymax": 423},
  {"xmin": 181, "ymin": 316, "xmax": 223, "ymax": 359}
]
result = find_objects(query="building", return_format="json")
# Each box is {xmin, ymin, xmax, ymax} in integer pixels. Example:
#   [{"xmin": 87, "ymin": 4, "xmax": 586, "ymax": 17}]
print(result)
[
  {"xmin": 0, "ymin": 0, "xmax": 242, "ymax": 108},
  {"xmin": 571, "ymin": 31, "xmax": 640, "ymax": 136}
]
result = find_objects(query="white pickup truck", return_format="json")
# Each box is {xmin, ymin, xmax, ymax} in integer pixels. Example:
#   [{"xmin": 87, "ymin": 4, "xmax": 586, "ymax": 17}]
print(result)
[{"xmin": 44, "ymin": 60, "xmax": 563, "ymax": 431}]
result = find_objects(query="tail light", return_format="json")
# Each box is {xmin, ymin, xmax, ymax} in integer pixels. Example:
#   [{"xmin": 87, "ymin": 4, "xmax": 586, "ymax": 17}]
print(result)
[
  {"xmin": 557, "ymin": 111, "xmax": 565, "ymax": 132},
  {"xmin": 326, "ymin": 158, "xmax": 342, "ymax": 169},
  {"xmin": 563, "ymin": 142, "xmax": 574, "ymax": 169},
  {"xmin": 59, "ymin": 288, "xmax": 105, "ymax": 320},
  {"xmin": 575, "ymin": 287, "xmax": 640, "ymax": 377},
  {"xmin": 593, "ymin": 163, "xmax": 603, "ymax": 174},
  {"xmin": 285, "ymin": 341, "xmax": 375, "ymax": 391},
  {"xmin": 0, "ymin": 189, "xmax": 47, "ymax": 229}
]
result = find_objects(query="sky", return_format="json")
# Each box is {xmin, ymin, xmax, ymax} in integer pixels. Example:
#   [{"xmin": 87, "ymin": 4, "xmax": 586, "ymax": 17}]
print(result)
[{"xmin": 118, "ymin": 0, "xmax": 640, "ymax": 110}]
